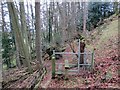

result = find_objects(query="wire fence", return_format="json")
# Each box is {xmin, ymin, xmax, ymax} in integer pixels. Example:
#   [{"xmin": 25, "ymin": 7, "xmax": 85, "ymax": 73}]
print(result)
[{"xmin": 52, "ymin": 39, "xmax": 94, "ymax": 77}]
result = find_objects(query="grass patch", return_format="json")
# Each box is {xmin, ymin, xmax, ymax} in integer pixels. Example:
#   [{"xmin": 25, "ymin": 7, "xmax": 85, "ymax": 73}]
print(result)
[
  {"xmin": 86, "ymin": 18, "xmax": 118, "ymax": 51},
  {"xmin": 96, "ymin": 20, "xmax": 118, "ymax": 49}
]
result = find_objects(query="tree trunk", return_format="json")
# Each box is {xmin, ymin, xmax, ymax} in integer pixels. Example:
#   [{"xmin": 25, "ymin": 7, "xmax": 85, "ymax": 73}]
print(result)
[
  {"xmin": 0, "ymin": 2, "xmax": 3, "ymax": 87},
  {"xmin": 62, "ymin": 2, "xmax": 67, "ymax": 44},
  {"xmin": 83, "ymin": 1, "xmax": 87, "ymax": 34},
  {"xmin": 15, "ymin": 41, "xmax": 21, "ymax": 68},
  {"xmin": 7, "ymin": 2, "xmax": 32, "ymax": 73},
  {"xmin": 26, "ymin": 1, "xmax": 33, "ymax": 53},
  {"xmin": 48, "ymin": 3, "xmax": 53, "ymax": 43},
  {"xmin": 30, "ymin": 4, "xmax": 35, "ymax": 51},
  {"xmin": 19, "ymin": 2, "xmax": 32, "ymax": 62},
  {"xmin": 35, "ymin": 1, "xmax": 43, "ymax": 73}
]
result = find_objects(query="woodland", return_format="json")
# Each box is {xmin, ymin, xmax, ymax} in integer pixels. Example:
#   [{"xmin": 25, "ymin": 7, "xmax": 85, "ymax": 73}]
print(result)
[{"xmin": 0, "ymin": 0, "xmax": 119, "ymax": 89}]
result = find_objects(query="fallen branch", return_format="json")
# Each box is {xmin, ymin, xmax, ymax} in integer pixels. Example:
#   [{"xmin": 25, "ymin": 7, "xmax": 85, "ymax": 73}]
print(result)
[{"xmin": 34, "ymin": 67, "xmax": 47, "ymax": 89}]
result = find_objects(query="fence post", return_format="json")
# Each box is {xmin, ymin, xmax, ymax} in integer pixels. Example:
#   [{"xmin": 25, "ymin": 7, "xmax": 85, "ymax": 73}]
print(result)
[
  {"xmin": 91, "ymin": 49, "xmax": 94, "ymax": 70},
  {"xmin": 52, "ymin": 50, "xmax": 55, "ymax": 79},
  {"xmin": 84, "ymin": 48, "xmax": 86, "ymax": 64},
  {"xmin": 78, "ymin": 39, "xmax": 80, "ymax": 73}
]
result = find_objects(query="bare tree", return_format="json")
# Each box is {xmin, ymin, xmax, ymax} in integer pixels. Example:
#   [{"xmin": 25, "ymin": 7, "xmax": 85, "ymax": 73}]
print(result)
[
  {"xmin": 83, "ymin": 1, "xmax": 87, "ymax": 34},
  {"xmin": 19, "ymin": 2, "xmax": 32, "ymax": 62},
  {"xmin": 0, "ymin": 2, "xmax": 3, "ymax": 88},
  {"xmin": 7, "ymin": 2, "xmax": 32, "ymax": 73},
  {"xmin": 35, "ymin": 1, "xmax": 43, "ymax": 73}
]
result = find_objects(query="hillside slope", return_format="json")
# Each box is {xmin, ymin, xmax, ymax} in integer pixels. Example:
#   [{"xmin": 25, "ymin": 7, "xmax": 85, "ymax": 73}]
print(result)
[
  {"xmin": 87, "ymin": 16, "xmax": 118, "ymax": 61},
  {"xmin": 86, "ymin": 16, "xmax": 119, "ymax": 88},
  {"xmin": 3, "ymin": 15, "xmax": 119, "ymax": 89},
  {"xmin": 47, "ymin": 16, "xmax": 119, "ymax": 88}
]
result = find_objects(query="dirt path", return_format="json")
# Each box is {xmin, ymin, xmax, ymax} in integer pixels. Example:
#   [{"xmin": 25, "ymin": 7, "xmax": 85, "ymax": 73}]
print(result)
[
  {"xmin": 40, "ymin": 42, "xmax": 79, "ymax": 88},
  {"xmin": 39, "ymin": 60, "xmax": 52, "ymax": 88},
  {"xmin": 40, "ymin": 18, "xmax": 119, "ymax": 88},
  {"xmin": 40, "ymin": 72, "xmax": 52, "ymax": 88}
]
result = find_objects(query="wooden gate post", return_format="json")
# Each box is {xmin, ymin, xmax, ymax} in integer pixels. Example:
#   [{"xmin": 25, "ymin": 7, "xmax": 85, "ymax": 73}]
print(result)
[
  {"xmin": 91, "ymin": 49, "xmax": 94, "ymax": 70},
  {"xmin": 52, "ymin": 50, "xmax": 56, "ymax": 79},
  {"xmin": 78, "ymin": 39, "xmax": 80, "ymax": 72}
]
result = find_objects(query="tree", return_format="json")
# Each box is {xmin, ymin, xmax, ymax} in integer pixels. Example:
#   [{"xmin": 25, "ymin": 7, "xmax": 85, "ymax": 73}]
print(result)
[
  {"xmin": 7, "ymin": 1, "xmax": 32, "ymax": 73},
  {"xmin": 83, "ymin": 1, "xmax": 88, "ymax": 34},
  {"xmin": 0, "ymin": 2, "xmax": 3, "ymax": 85},
  {"xmin": 87, "ymin": 2, "xmax": 103, "ymax": 30},
  {"xmin": 19, "ymin": 2, "xmax": 32, "ymax": 64},
  {"xmin": 35, "ymin": 1, "xmax": 43, "ymax": 73},
  {"xmin": 48, "ymin": 3, "xmax": 53, "ymax": 43}
]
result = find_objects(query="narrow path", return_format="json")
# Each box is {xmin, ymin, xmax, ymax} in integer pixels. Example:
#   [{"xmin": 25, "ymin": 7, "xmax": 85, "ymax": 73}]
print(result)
[
  {"xmin": 40, "ymin": 42, "xmax": 78, "ymax": 88},
  {"xmin": 40, "ymin": 72, "xmax": 52, "ymax": 88},
  {"xmin": 39, "ymin": 59, "xmax": 52, "ymax": 88}
]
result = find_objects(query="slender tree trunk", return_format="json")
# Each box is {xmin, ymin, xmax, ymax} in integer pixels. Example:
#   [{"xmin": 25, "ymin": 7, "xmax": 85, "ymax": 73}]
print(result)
[
  {"xmin": 7, "ymin": 2, "xmax": 32, "ymax": 73},
  {"xmin": 48, "ymin": 3, "xmax": 53, "ymax": 43},
  {"xmin": 30, "ymin": 4, "xmax": 35, "ymax": 50},
  {"xmin": 0, "ymin": 2, "xmax": 3, "ymax": 87},
  {"xmin": 83, "ymin": 1, "xmax": 87, "ymax": 33},
  {"xmin": 8, "ymin": 5, "xmax": 25, "ymax": 67},
  {"xmin": 35, "ymin": 1, "xmax": 43, "ymax": 73},
  {"xmin": 19, "ymin": 2, "xmax": 32, "ymax": 62},
  {"xmin": 26, "ymin": 2, "xmax": 33, "ymax": 53},
  {"xmin": 15, "ymin": 41, "xmax": 21, "ymax": 68},
  {"xmin": 71, "ymin": 2, "xmax": 77, "ymax": 37},
  {"xmin": 76, "ymin": 2, "xmax": 81, "ymax": 32},
  {"xmin": 62, "ymin": 2, "xmax": 67, "ymax": 44},
  {"xmin": 6, "ymin": 2, "xmax": 22, "ymax": 67}
]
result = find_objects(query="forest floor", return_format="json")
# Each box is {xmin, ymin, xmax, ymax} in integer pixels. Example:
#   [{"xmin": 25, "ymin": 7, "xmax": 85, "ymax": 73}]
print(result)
[
  {"xmin": 2, "ymin": 15, "xmax": 119, "ymax": 89},
  {"xmin": 40, "ymin": 15, "xmax": 119, "ymax": 89}
]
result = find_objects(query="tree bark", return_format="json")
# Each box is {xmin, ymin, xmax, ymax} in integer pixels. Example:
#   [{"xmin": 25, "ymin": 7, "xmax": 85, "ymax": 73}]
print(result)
[
  {"xmin": 0, "ymin": 2, "xmax": 3, "ymax": 87},
  {"xmin": 35, "ymin": 1, "xmax": 43, "ymax": 73},
  {"xmin": 15, "ymin": 41, "xmax": 21, "ymax": 68},
  {"xmin": 83, "ymin": 1, "xmax": 87, "ymax": 33},
  {"xmin": 7, "ymin": 2, "xmax": 32, "ymax": 73},
  {"xmin": 30, "ymin": 4, "xmax": 35, "ymax": 50},
  {"xmin": 19, "ymin": 2, "xmax": 32, "ymax": 62}
]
